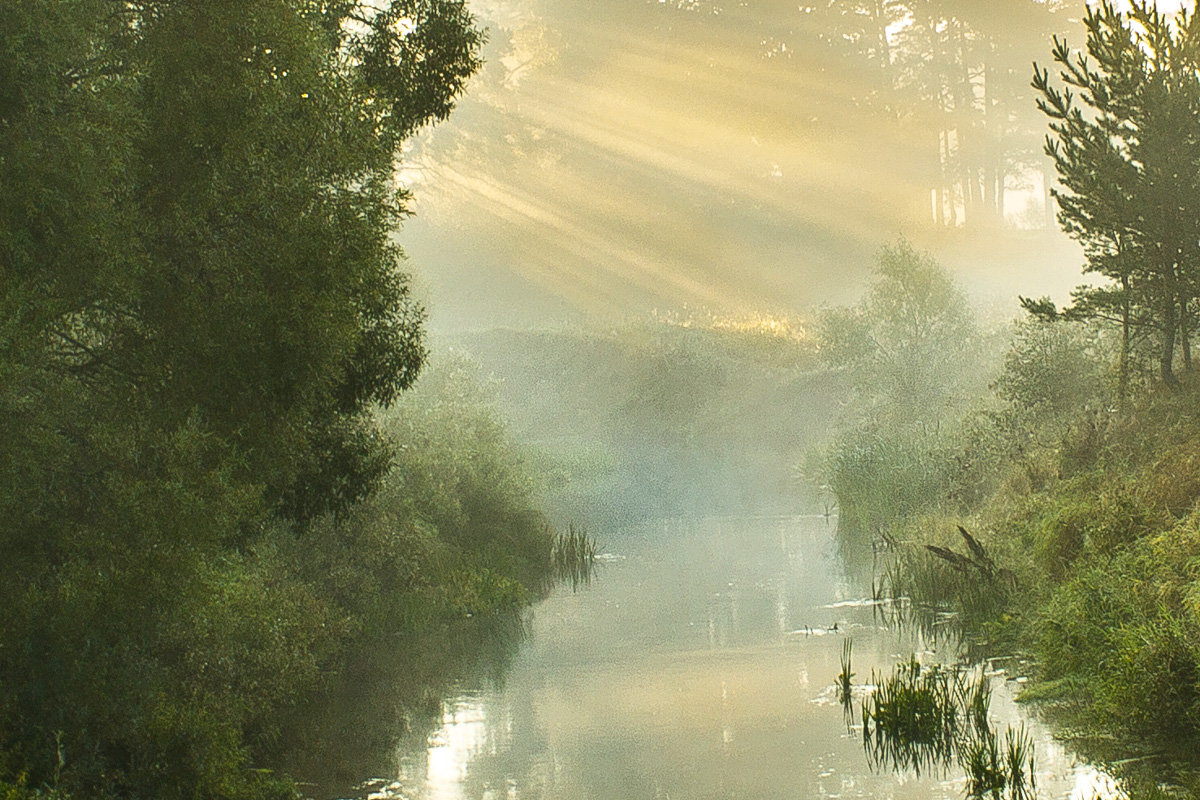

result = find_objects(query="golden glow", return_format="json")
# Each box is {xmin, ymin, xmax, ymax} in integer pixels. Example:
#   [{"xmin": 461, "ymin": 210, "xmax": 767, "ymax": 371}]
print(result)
[
  {"xmin": 401, "ymin": 0, "xmax": 1093, "ymax": 325},
  {"xmin": 657, "ymin": 308, "xmax": 810, "ymax": 341}
]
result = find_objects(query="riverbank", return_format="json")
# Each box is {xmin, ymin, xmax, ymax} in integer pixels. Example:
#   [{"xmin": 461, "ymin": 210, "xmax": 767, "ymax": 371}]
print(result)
[
  {"xmin": 0, "ymin": 357, "xmax": 572, "ymax": 800},
  {"xmin": 872, "ymin": 376, "xmax": 1200, "ymax": 796}
]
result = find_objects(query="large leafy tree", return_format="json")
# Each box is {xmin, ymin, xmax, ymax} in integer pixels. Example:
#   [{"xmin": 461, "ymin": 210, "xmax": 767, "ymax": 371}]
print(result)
[
  {"xmin": 1, "ymin": 0, "xmax": 483, "ymax": 522},
  {"xmin": 1031, "ymin": 0, "xmax": 1200, "ymax": 388},
  {"xmin": 816, "ymin": 240, "xmax": 979, "ymax": 534},
  {"xmin": 0, "ymin": 0, "xmax": 482, "ymax": 795}
]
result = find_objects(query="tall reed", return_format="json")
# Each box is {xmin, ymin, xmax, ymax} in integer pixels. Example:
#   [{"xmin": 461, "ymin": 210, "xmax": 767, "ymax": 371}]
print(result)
[{"xmin": 550, "ymin": 523, "xmax": 599, "ymax": 590}]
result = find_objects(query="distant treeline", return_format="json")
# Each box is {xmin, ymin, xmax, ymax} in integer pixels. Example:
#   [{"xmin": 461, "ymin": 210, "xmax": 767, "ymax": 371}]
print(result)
[{"xmin": 445, "ymin": 316, "xmax": 846, "ymax": 526}]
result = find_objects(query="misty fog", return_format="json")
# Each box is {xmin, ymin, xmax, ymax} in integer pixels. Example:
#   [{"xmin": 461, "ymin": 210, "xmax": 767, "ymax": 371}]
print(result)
[
  {"xmin": 8, "ymin": 1, "xmax": 1200, "ymax": 799},
  {"xmin": 395, "ymin": 0, "xmax": 1150, "ymax": 329}
]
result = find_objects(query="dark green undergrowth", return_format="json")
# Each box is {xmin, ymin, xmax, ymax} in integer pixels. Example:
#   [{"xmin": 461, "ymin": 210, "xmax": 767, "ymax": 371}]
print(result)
[{"xmin": 0, "ymin": 357, "xmax": 575, "ymax": 800}]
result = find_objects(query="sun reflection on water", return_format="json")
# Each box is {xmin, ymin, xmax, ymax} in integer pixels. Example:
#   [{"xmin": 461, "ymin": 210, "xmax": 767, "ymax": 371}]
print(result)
[
  {"xmin": 401, "ymin": 695, "xmax": 499, "ymax": 800},
  {"xmin": 358, "ymin": 516, "xmax": 1138, "ymax": 800}
]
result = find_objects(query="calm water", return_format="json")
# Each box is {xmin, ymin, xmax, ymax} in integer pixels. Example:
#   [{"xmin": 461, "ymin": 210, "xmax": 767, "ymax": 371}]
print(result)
[{"xmin": 338, "ymin": 515, "xmax": 1116, "ymax": 800}]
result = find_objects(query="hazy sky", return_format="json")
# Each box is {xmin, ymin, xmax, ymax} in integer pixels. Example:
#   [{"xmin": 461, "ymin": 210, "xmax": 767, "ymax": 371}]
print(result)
[{"xmin": 398, "ymin": 0, "xmax": 1191, "ymax": 330}]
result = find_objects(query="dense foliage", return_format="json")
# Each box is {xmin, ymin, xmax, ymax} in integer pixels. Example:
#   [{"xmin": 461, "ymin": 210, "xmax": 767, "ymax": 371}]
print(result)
[
  {"xmin": 0, "ymin": 4, "xmax": 558, "ymax": 799},
  {"xmin": 825, "ymin": 272, "xmax": 1200, "ymax": 787},
  {"xmin": 816, "ymin": 37, "xmax": 1200, "ymax": 767}
]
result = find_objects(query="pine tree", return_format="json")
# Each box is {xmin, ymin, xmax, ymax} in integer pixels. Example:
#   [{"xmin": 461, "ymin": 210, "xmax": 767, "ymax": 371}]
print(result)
[{"xmin": 1032, "ymin": 1, "xmax": 1200, "ymax": 388}]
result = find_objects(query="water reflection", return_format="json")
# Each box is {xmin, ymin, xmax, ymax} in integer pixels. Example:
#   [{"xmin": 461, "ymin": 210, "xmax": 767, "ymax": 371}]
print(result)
[{"xmin": 330, "ymin": 516, "xmax": 1114, "ymax": 800}]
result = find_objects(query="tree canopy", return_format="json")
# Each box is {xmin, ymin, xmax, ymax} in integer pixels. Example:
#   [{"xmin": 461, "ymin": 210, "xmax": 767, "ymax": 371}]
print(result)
[
  {"xmin": 0, "ymin": 2, "xmax": 486, "ymax": 797},
  {"xmin": 817, "ymin": 239, "xmax": 979, "ymax": 413}
]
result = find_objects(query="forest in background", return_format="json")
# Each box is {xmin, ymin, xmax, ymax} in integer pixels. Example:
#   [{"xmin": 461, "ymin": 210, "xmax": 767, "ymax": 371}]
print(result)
[
  {"xmin": 441, "ymin": 316, "xmax": 844, "ymax": 527},
  {"xmin": 400, "ymin": 0, "xmax": 1094, "ymax": 328}
]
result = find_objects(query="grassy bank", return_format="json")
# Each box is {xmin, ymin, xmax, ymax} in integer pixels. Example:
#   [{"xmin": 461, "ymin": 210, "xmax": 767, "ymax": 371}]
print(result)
[
  {"xmin": 817, "ymin": 243, "xmax": 1200, "ymax": 794},
  {"xmin": 893, "ymin": 382, "xmax": 1200, "ymax": 749}
]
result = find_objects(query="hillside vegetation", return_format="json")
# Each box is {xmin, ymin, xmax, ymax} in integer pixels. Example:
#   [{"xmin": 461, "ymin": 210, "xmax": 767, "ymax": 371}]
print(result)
[
  {"xmin": 819, "ymin": 251, "xmax": 1200, "ymax": 792},
  {"xmin": 817, "ymin": 10, "xmax": 1200, "ymax": 789}
]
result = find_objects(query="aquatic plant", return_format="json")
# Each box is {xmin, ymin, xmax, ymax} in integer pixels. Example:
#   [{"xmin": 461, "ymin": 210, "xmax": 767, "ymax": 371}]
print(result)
[
  {"xmin": 837, "ymin": 638, "xmax": 856, "ymax": 726},
  {"xmin": 860, "ymin": 658, "xmax": 1037, "ymax": 799},
  {"xmin": 862, "ymin": 659, "xmax": 965, "ymax": 776},
  {"xmin": 959, "ymin": 722, "xmax": 1036, "ymax": 800},
  {"xmin": 550, "ymin": 523, "xmax": 599, "ymax": 590},
  {"xmin": 1002, "ymin": 725, "xmax": 1036, "ymax": 800},
  {"xmin": 837, "ymin": 639, "xmax": 855, "ymax": 705},
  {"xmin": 871, "ymin": 524, "xmax": 1020, "ymax": 662},
  {"xmin": 962, "ymin": 725, "xmax": 1006, "ymax": 799}
]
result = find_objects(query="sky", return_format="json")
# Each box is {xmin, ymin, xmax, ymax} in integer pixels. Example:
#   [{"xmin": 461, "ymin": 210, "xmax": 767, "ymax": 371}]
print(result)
[{"xmin": 397, "ymin": 0, "xmax": 1193, "ymax": 331}]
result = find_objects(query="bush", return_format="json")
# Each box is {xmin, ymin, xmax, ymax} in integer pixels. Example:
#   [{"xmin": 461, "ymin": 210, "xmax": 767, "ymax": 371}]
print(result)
[
  {"xmin": 994, "ymin": 318, "xmax": 1111, "ymax": 419},
  {"xmin": 1036, "ymin": 520, "xmax": 1200, "ymax": 745},
  {"xmin": 827, "ymin": 422, "xmax": 954, "ymax": 535}
]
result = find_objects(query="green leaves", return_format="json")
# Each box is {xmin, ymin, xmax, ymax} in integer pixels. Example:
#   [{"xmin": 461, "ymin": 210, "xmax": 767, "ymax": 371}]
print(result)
[
  {"xmin": 818, "ymin": 239, "xmax": 979, "ymax": 415},
  {"xmin": 351, "ymin": 0, "xmax": 485, "ymax": 142},
  {"xmin": 0, "ymin": 1, "xmax": 489, "ymax": 796}
]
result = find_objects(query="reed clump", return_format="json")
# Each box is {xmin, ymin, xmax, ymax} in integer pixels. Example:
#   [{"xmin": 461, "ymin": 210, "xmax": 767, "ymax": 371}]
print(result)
[
  {"xmin": 857, "ymin": 659, "xmax": 1036, "ymax": 799},
  {"xmin": 550, "ymin": 523, "xmax": 599, "ymax": 590}
]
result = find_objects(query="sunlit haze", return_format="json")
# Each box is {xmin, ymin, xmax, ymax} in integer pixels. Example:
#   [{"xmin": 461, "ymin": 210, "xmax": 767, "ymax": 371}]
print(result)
[{"xmin": 397, "ymin": 0, "xmax": 1195, "ymax": 330}]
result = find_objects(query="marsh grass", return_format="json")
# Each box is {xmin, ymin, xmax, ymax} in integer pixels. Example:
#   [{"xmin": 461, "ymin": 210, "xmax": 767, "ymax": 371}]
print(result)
[
  {"xmin": 1002, "ymin": 726, "xmax": 1037, "ymax": 800},
  {"xmin": 837, "ymin": 639, "xmax": 855, "ymax": 703},
  {"xmin": 870, "ymin": 527, "xmax": 1020, "ymax": 663},
  {"xmin": 960, "ymin": 724, "xmax": 1036, "ymax": 800},
  {"xmin": 862, "ymin": 659, "xmax": 966, "ymax": 776},
  {"xmin": 838, "ymin": 639, "xmax": 856, "ymax": 725},
  {"xmin": 549, "ymin": 523, "xmax": 599, "ymax": 590},
  {"xmin": 962, "ymin": 725, "xmax": 1007, "ymax": 798},
  {"xmin": 859, "ymin": 659, "xmax": 1038, "ymax": 799}
]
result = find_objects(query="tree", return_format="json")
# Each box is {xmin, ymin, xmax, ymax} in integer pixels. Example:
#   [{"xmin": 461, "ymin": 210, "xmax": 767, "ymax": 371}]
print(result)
[
  {"xmin": 0, "ymin": 1, "xmax": 484, "ymax": 795},
  {"xmin": 818, "ymin": 239, "xmax": 979, "ymax": 414},
  {"xmin": 1032, "ymin": 1, "xmax": 1200, "ymax": 388},
  {"xmin": 816, "ymin": 241, "xmax": 980, "ymax": 535},
  {"xmin": 809, "ymin": 0, "xmax": 1068, "ymax": 228},
  {"xmin": 2, "ymin": 0, "xmax": 485, "ymax": 522}
]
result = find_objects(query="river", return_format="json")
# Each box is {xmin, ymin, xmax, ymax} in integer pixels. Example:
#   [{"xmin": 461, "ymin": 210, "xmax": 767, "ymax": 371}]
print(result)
[{"xmin": 330, "ymin": 514, "xmax": 1118, "ymax": 800}]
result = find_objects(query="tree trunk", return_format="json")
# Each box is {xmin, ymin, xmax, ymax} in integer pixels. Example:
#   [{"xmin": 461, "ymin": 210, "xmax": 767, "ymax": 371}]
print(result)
[
  {"xmin": 942, "ymin": 130, "xmax": 957, "ymax": 226},
  {"xmin": 981, "ymin": 50, "xmax": 999, "ymax": 227},
  {"xmin": 1042, "ymin": 164, "xmax": 1055, "ymax": 229},
  {"xmin": 1119, "ymin": 275, "xmax": 1131, "ymax": 406},
  {"xmin": 1180, "ymin": 298, "xmax": 1192, "ymax": 371},
  {"xmin": 934, "ymin": 132, "xmax": 946, "ymax": 226},
  {"xmin": 1161, "ymin": 296, "xmax": 1179, "ymax": 389},
  {"xmin": 952, "ymin": 20, "xmax": 976, "ymax": 227},
  {"xmin": 872, "ymin": 0, "xmax": 893, "ymax": 94}
]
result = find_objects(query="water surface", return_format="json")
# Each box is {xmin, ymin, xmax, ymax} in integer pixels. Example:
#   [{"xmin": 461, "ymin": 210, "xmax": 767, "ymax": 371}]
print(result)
[{"xmin": 345, "ymin": 515, "xmax": 1115, "ymax": 800}]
